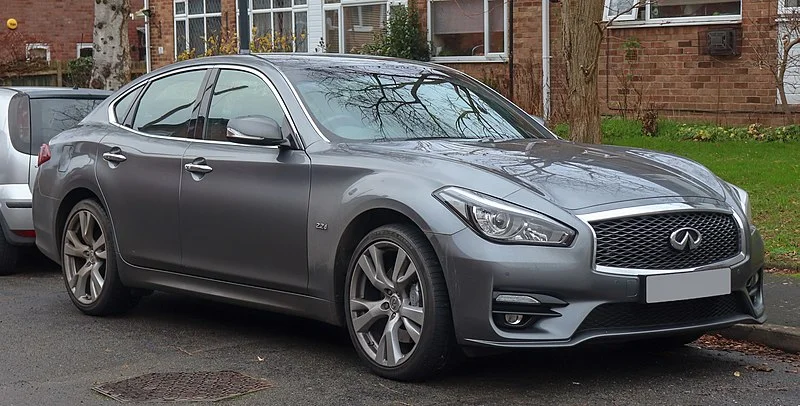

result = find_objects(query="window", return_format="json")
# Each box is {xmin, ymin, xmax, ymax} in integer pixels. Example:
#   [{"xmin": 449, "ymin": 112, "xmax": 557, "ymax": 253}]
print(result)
[
  {"xmin": 324, "ymin": 0, "xmax": 398, "ymax": 54},
  {"xmin": 782, "ymin": 0, "xmax": 800, "ymax": 13},
  {"xmin": 174, "ymin": 0, "xmax": 222, "ymax": 57},
  {"xmin": 26, "ymin": 43, "xmax": 50, "ymax": 62},
  {"xmin": 113, "ymin": 87, "xmax": 143, "ymax": 124},
  {"xmin": 242, "ymin": 0, "xmax": 309, "ymax": 52},
  {"xmin": 77, "ymin": 43, "xmax": 94, "ymax": 58},
  {"xmin": 132, "ymin": 70, "xmax": 207, "ymax": 138},
  {"xmin": 429, "ymin": 0, "xmax": 507, "ymax": 60},
  {"xmin": 280, "ymin": 62, "xmax": 551, "ymax": 142},
  {"xmin": 604, "ymin": 0, "xmax": 742, "ymax": 26},
  {"xmin": 205, "ymin": 70, "xmax": 285, "ymax": 141},
  {"xmin": 30, "ymin": 98, "xmax": 105, "ymax": 152}
]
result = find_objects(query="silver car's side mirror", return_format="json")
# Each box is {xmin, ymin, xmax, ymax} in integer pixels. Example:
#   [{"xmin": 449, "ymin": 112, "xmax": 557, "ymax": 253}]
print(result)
[{"xmin": 226, "ymin": 115, "xmax": 285, "ymax": 146}]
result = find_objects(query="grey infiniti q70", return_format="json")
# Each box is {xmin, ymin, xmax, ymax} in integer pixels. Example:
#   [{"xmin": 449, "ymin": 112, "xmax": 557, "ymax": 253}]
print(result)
[{"xmin": 32, "ymin": 54, "xmax": 765, "ymax": 381}]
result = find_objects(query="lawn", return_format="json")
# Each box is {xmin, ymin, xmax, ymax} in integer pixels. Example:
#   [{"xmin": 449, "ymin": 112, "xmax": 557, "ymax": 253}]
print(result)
[{"xmin": 558, "ymin": 118, "xmax": 800, "ymax": 269}]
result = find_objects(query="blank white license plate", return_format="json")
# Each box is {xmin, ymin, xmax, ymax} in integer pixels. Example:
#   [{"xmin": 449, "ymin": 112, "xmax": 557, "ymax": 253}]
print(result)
[{"xmin": 645, "ymin": 268, "xmax": 731, "ymax": 304}]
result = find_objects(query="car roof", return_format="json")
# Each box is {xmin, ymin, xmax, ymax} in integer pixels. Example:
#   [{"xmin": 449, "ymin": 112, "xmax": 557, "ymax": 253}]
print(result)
[{"xmin": 0, "ymin": 86, "xmax": 112, "ymax": 99}]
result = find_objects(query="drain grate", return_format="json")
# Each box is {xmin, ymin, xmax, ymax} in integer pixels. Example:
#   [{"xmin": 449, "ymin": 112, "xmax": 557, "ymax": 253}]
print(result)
[{"xmin": 92, "ymin": 370, "xmax": 272, "ymax": 402}]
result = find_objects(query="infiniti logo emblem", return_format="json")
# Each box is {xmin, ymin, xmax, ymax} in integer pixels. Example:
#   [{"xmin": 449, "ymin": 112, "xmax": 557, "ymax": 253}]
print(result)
[{"xmin": 670, "ymin": 227, "xmax": 702, "ymax": 251}]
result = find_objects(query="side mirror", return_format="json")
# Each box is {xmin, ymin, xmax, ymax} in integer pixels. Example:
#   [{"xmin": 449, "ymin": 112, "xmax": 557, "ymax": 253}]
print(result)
[{"xmin": 226, "ymin": 115, "xmax": 286, "ymax": 146}]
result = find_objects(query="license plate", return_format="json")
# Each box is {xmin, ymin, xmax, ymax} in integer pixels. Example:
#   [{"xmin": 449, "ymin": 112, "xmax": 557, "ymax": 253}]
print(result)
[{"xmin": 645, "ymin": 268, "xmax": 731, "ymax": 304}]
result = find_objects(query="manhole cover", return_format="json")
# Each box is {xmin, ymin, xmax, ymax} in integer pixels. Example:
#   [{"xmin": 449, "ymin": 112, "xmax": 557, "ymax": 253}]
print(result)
[{"xmin": 93, "ymin": 370, "xmax": 272, "ymax": 402}]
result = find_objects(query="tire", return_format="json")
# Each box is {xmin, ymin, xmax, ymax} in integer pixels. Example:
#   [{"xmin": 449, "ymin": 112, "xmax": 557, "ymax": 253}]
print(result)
[
  {"xmin": 61, "ymin": 199, "xmax": 139, "ymax": 316},
  {"xmin": 0, "ymin": 231, "xmax": 19, "ymax": 276},
  {"xmin": 344, "ymin": 223, "xmax": 457, "ymax": 381}
]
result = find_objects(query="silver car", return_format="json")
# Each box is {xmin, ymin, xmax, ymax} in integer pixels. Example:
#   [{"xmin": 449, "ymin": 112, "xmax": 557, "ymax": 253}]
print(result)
[
  {"xmin": 0, "ymin": 87, "xmax": 109, "ymax": 274},
  {"xmin": 32, "ymin": 55, "xmax": 766, "ymax": 381}
]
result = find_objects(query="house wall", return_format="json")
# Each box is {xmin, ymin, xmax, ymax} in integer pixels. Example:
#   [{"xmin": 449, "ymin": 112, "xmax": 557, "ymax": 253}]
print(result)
[
  {"xmin": 145, "ymin": 0, "xmax": 792, "ymax": 125},
  {"xmin": 1, "ymin": 0, "xmax": 145, "ymax": 62},
  {"xmin": 598, "ymin": 0, "xmax": 789, "ymax": 126}
]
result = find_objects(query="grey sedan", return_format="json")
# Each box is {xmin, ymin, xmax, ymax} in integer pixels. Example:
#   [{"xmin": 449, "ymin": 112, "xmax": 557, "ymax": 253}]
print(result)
[{"xmin": 32, "ymin": 54, "xmax": 766, "ymax": 381}]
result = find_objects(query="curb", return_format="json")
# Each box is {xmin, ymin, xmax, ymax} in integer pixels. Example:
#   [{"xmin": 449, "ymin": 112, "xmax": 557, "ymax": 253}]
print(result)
[{"xmin": 717, "ymin": 323, "xmax": 800, "ymax": 354}]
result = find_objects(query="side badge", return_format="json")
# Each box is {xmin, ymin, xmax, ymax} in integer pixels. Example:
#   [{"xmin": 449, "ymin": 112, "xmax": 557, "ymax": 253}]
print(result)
[{"xmin": 315, "ymin": 222, "xmax": 328, "ymax": 231}]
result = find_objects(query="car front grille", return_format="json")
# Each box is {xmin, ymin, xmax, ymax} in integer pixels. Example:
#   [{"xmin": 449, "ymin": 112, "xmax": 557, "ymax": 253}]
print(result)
[
  {"xmin": 590, "ymin": 211, "xmax": 741, "ymax": 270},
  {"xmin": 576, "ymin": 294, "xmax": 748, "ymax": 334}
]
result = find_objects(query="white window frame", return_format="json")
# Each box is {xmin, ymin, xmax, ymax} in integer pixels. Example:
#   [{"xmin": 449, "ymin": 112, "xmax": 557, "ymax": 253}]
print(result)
[
  {"xmin": 239, "ymin": 0, "xmax": 310, "ymax": 52},
  {"xmin": 323, "ymin": 0, "xmax": 400, "ymax": 54},
  {"xmin": 779, "ymin": 0, "xmax": 800, "ymax": 15},
  {"xmin": 26, "ymin": 43, "xmax": 51, "ymax": 62},
  {"xmin": 604, "ymin": 0, "xmax": 742, "ymax": 28},
  {"xmin": 76, "ymin": 43, "xmax": 94, "ymax": 58},
  {"xmin": 427, "ymin": 0, "xmax": 509, "ymax": 63},
  {"xmin": 173, "ymin": 0, "xmax": 223, "ymax": 59}
]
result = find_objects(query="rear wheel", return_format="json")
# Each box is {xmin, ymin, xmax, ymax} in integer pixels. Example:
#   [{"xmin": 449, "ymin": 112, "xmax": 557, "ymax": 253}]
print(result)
[
  {"xmin": 0, "ymin": 232, "xmax": 19, "ymax": 276},
  {"xmin": 61, "ymin": 199, "xmax": 138, "ymax": 315},
  {"xmin": 344, "ymin": 224, "xmax": 457, "ymax": 381}
]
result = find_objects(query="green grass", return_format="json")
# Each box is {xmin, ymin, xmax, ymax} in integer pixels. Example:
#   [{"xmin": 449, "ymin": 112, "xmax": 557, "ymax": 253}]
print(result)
[{"xmin": 562, "ymin": 118, "xmax": 800, "ymax": 269}]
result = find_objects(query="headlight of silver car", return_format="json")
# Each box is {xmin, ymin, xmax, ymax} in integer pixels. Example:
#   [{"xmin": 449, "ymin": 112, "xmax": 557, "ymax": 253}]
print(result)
[{"xmin": 434, "ymin": 187, "xmax": 576, "ymax": 246}]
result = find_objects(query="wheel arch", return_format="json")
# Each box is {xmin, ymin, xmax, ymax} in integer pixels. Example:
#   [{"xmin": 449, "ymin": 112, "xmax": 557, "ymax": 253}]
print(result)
[{"xmin": 55, "ymin": 187, "xmax": 103, "ymax": 255}]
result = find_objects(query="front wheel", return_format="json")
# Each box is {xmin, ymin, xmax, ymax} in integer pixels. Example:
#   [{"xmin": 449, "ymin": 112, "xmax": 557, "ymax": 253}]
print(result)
[
  {"xmin": 61, "ymin": 199, "xmax": 138, "ymax": 316},
  {"xmin": 344, "ymin": 224, "xmax": 457, "ymax": 381}
]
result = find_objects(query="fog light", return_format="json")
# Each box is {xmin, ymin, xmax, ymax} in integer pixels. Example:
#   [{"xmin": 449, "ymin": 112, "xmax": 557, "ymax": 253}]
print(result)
[{"xmin": 504, "ymin": 314, "xmax": 524, "ymax": 325}]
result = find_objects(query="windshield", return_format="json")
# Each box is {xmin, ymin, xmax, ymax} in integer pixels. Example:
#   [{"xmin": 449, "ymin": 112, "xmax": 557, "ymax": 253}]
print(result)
[{"xmin": 280, "ymin": 62, "xmax": 553, "ymax": 142}]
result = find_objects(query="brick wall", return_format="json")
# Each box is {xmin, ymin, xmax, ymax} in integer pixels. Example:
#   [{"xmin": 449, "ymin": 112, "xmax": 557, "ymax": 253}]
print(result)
[
  {"xmin": 598, "ymin": 0, "xmax": 789, "ymax": 125},
  {"xmin": 1, "ymin": 0, "xmax": 145, "ymax": 62}
]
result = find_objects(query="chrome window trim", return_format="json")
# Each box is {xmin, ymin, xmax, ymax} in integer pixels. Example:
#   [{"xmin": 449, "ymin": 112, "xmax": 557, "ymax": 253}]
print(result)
[
  {"xmin": 576, "ymin": 202, "xmax": 747, "ymax": 276},
  {"xmin": 106, "ymin": 63, "xmax": 305, "ymax": 150}
]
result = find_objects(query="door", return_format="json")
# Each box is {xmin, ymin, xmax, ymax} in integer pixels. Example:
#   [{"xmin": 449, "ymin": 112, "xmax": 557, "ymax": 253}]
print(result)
[
  {"xmin": 96, "ymin": 68, "xmax": 209, "ymax": 271},
  {"xmin": 178, "ymin": 68, "xmax": 312, "ymax": 293}
]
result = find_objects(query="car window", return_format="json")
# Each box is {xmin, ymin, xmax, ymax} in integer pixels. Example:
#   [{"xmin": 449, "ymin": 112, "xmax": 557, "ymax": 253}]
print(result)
[
  {"xmin": 29, "ymin": 98, "xmax": 105, "ymax": 154},
  {"xmin": 205, "ymin": 69, "xmax": 285, "ymax": 142},
  {"xmin": 113, "ymin": 87, "xmax": 142, "ymax": 124},
  {"xmin": 278, "ymin": 61, "xmax": 553, "ymax": 142},
  {"xmin": 132, "ymin": 69, "xmax": 206, "ymax": 138}
]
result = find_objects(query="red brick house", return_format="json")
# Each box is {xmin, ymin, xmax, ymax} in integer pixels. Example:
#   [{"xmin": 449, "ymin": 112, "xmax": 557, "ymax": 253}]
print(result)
[
  {"xmin": 90, "ymin": 1, "xmax": 800, "ymax": 123},
  {"xmin": 0, "ymin": 0, "xmax": 147, "ymax": 63}
]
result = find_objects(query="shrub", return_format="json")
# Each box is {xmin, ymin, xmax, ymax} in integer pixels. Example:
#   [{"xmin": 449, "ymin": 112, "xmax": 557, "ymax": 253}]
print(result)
[
  {"xmin": 677, "ymin": 123, "xmax": 800, "ymax": 143},
  {"xmin": 360, "ymin": 2, "xmax": 430, "ymax": 61}
]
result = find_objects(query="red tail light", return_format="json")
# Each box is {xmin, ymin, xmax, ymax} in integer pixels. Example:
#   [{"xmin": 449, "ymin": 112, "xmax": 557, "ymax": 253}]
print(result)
[
  {"xmin": 37, "ymin": 143, "xmax": 51, "ymax": 166},
  {"xmin": 13, "ymin": 230, "xmax": 36, "ymax": 238}
]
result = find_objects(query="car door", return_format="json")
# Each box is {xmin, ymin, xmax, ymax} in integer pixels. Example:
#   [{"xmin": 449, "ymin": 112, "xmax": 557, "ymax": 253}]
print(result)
[
  {"xmin": 96, "ymin": 67, "xmax": 211, "ymax": 271},
  {"xmin": 178, "ymin": 67, "xmax": 312, "ymax": 293}
]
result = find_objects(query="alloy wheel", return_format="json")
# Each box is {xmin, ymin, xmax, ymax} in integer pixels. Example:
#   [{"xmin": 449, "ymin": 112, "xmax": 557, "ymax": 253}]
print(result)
[
  {"xmin": 63, "ymin": 210, "xmax": 107, "ymax": 305},
  {"xmin": 349, "ymin": 241, "xmax": 425, "ymax": 367}
]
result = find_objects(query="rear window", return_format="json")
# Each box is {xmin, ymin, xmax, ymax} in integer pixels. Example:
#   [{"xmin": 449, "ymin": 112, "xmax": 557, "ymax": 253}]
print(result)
[{"xmin": 29, "ymin": 98, "xmax": 104, "ymax": 154}]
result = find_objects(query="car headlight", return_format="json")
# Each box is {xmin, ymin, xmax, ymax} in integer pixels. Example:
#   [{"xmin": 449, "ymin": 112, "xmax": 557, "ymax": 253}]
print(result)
[
  {"xmin": 433, "ymin": 187, "xmax": 576, "ymax": 246},
  {"xmin": 726, "ymin": 182, "xmax": 752, "ymax": 224}
]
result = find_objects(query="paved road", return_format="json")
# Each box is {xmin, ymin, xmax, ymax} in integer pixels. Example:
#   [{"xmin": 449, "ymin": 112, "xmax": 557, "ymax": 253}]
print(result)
[{"xmin": 2, "ymin": 253, "xmax": 799, "ymax": 406}]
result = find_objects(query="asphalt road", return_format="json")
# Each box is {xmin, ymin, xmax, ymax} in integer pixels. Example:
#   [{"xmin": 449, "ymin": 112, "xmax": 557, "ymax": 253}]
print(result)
[{"xmin": 2, "ymin": 252, "xmax": 799, "ymax": 406}]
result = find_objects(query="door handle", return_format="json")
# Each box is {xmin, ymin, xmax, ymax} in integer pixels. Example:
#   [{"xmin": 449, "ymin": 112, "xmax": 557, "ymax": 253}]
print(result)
[
  {"xmin": 184, "ymin": 163, "xmax": 213, "ymax": 174},
  {"xmin": 102, "ymin": 152, "xmax": 127, "ymax": 163}
]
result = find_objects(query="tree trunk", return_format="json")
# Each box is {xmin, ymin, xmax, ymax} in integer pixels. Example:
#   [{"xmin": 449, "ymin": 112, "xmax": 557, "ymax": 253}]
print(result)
[
  {"xmin": 561, "ymin": 0, "xmax": 604, "ymax": 144},
  {"xmin": 91, "ymin": 0, "xmax": 131, "ymax": 90}
]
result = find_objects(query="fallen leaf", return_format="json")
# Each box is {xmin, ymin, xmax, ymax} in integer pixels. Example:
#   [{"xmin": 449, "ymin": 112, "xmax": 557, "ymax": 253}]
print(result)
[
  {"xmin": 257, "ymin": 356, "xmax": 264, "ymax": 362},
  {"xmin": 746, "ymin": 364, "xmax": 774, "ymax": 372},
  {"xmin": 733, "ymin": 371, "xmax": 741, "ymax": 377}
]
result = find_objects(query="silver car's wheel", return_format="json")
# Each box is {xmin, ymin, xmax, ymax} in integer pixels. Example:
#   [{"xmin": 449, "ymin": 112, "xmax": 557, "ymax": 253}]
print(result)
[
  {"xmin": 63, "ymin": 210, "xmax": 107, "ymax": 304},
  {"xmin": 61, "ymin": 199, "xmax": 138, "ymax": 316},
  {"xmin": 345, "ymin": 224, "xmax": 458, "ymax": 381},
  {"xmin": 349, "ymin": 241, "xmax": 425, "ymax": 367}
]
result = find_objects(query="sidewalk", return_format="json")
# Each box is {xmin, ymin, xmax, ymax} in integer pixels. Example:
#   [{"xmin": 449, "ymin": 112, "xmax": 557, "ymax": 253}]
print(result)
[{"xmin": 718, "ymin": 272, "xmax": 800, "ymax": 353}]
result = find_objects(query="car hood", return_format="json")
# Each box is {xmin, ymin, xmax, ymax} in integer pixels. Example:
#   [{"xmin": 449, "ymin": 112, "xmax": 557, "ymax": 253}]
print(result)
[{"xmin": 347, "ymin": 139, "xmax": 727, "ymax": 210}]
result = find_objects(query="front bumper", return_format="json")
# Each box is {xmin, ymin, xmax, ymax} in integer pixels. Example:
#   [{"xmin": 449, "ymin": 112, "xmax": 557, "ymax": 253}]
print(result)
[{"xmin": 430, "ymin": 225, "xmax": 766, "ymax": 349}]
